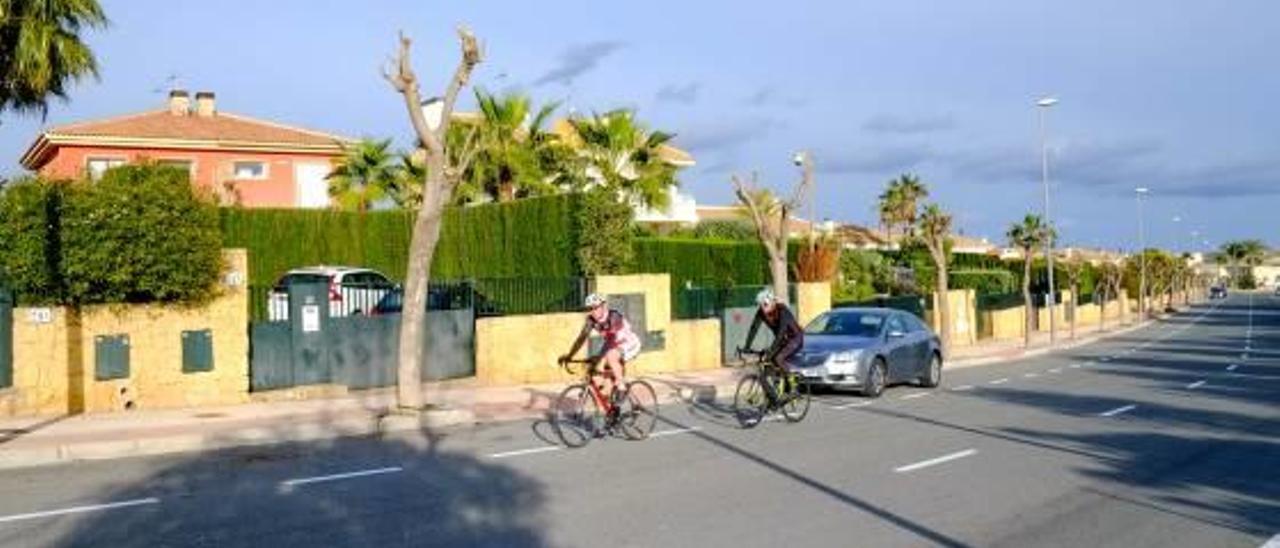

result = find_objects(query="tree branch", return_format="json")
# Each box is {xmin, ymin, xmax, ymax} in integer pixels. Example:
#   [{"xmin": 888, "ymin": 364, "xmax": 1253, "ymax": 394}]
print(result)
[
  {"xmin": 437, "ymin": 26, "xmax": 482, "ymax": 143},
  {"xmin": 386, "ymin": 32, "xmax": 443, "ymax": 155}
]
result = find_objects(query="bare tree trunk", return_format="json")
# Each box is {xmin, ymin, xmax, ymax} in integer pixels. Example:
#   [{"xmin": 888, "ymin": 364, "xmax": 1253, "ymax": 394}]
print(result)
[
  {"xmin": 934, "ymin": 254, "xmax": 951, "ymax": 352},
  {"xmin": 768, "ymin": 244, "xmax": 789, "ymax": 305},
  {"xmin": 384, "ymin": 29, "xmax": 482, "ymax": 411},
  {"xmin": 1099, "ymin": 286, "xmax": 1107, "ymax": 333},
  {"xmin": 1022, "ymin": 258, "xmax": 1033, "ymax": 348}
]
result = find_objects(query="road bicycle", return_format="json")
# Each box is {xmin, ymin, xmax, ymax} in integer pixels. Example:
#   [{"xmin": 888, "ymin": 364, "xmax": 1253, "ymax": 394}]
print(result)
[
  {"xmin": 733, "ymin": 348, "xmax": 811, "ymax": 428},
  {"xmin": 551, "ymin": 358, "xmax": 658, "ymax": 447}
]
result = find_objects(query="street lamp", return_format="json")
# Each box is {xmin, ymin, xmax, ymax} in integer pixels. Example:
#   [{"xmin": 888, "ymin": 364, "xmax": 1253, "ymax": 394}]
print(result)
[
  {"xmin": 793, "ymin": 151, "xmax": 816, "ymax": 240},
  {"xmin": 1135, "ymin": 187, "xmax": 1149, "ymax": 318},
  {"xmin": 1037, "ymin": 96, "xmax": 1059, "ymax": 343}
]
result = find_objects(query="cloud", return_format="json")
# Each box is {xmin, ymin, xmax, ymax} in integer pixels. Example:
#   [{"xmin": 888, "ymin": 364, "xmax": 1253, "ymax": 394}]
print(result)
[
  {"xmin": 943, "ymin": 139, "xmax": 1163, "ymax": 187},
  {"xmin": 533, "ymin": 41, "xmax": 625, "ymax": 87},
  {"xmin": 819, "ymin": 144, "xmax": 936, "ymax": 175},
  {"xmin": 678, "ymin": 118, "xmax": 781, "ymax": 154},
  {"xmin": 655, "ymin": 82, "xmax": 700, "ymax": 104},
  {"xmin": 862, "ymin": 114, "xmax": 956, "ymax": 134},
  {"xmin": 744, "ymin": 86, "xmax": 807, "ymax": 108},
  {"xmin": 1153, "ymin": 160, "xmax": 1280, "ymax": 198}
]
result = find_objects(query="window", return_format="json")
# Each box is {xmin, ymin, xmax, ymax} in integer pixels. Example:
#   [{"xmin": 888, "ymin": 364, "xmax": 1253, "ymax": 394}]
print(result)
[
  {"xmin": 886, "ymin": 316, "xmax": 907, "ymax": 335},
  {"xmin": 805, "ymin": 312, "xmax": 884, "ymax": 337},
  {"xmin": 233, "ymin": 161, "xmax": 267, "ymax": 180},
  {"xmin": 157, "ymin": 159, "xmax": 194, "ymax": 178},
  {"xmin": 86, "ymin": 158, "xmax": 125, "ymax": 180},
  {"xmin": 904, "ymin": 315, "xmax": 929, "ymax": 333}
]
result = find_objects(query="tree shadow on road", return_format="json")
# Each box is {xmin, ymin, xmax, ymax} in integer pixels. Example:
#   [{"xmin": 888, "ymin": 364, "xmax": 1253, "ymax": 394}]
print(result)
[{"xmin": 1, "ymin": 423, "xmax": 551, "ymax": 548}]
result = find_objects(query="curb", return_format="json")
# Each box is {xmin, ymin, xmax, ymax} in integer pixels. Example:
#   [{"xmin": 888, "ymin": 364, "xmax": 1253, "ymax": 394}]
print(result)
[{"xmin": 947, "ymin": 319, "xmax": 1155, "ymax": 370}]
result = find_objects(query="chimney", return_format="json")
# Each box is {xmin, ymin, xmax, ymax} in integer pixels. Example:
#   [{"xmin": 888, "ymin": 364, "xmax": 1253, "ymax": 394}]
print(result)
[
  {"xmin": 168, "ymin": 90, "xmax": 190, "ymax": 116},
  {"xmin": 195, "ymin": 91, "xmax": 216, "ymax": 117}
]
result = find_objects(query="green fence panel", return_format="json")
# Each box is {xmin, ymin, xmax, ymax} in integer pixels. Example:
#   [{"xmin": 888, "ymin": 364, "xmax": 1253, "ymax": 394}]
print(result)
[
  {"xmin": 94, "ymin": 334, "xmax": 130, "ymax": 381},
  {"xmin": 0, "ymin": 286, "xmax": 12, "ymax": 388},
  {"xmin": 288, "ymin": 283, "xmax": 331, "ymax": 386},
  {"xmin": 250, "ymin": 322, "xmax": 293, "ymax": 391},
  {"xmin": 181, "ymin": 329, "xmax": 215, "ymax": 373},
  {"xmin": 721, "ymin": 306, "xmax": 772, "ymax": 365}
]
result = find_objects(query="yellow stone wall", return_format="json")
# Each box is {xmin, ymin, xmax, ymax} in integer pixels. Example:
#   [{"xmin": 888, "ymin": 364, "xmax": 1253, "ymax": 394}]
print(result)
[
  {"xmin": 930, "ymin": 290, "xmax": 978, "ymax": 347},
  {"xmin": 1, "ymin": 307, "xmax": 72, "ymax": 416},
  {"xmin": 0, "ymin": 250, "xmax": 250, "ymax": 417},
  {"xmin": 475, "ymin": 274, "xmax": 724, "ymax": 386},
  {"xmin": 593, "ymin": 274, "xmax": 670, "ymax": 331},
  {"xmin": 991, "ymin": 307, "xmax": 1026, "ymax": 341},
  {"xmin": 1037, "ymin": 291, "xmax": 1072, "ymax": 332},
  {"xmin": 1074, "ymin": 303, "xmax": 1101, "ymax": 326},
  {"xmin": 795, "ymin": 282, "xmax": 832, "ymax": 327}
]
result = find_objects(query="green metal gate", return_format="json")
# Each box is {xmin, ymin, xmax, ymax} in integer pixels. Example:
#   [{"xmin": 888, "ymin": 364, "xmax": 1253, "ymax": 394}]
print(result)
[{"xmin": 0, "ymin": 284, "xmax": 12, "ymax": 388}]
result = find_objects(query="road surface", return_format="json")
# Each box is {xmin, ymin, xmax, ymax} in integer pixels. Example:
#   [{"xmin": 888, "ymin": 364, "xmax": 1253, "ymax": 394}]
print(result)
[{"xmin": 0, "ymin": 294, "xmax": 1276, "ymax": 547}]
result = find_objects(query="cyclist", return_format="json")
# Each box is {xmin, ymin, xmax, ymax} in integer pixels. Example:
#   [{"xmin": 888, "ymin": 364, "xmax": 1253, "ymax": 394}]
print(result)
[
  {"xmin": 559, "ymin": 293, "xmax": 641, "ymax": 402},
  {"xmin": 741, "ymin": 288, "xmax": 804, "ymax": 403}
]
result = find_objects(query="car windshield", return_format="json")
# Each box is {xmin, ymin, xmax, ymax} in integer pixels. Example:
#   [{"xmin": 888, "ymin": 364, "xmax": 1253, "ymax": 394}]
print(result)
[
  {"xmin": 805, "ymin": 312, "xmax": 885, "ymax": 337},
  {"xmin": 273, "ymin": 273, "xmax": 329, "ymax": 291}
]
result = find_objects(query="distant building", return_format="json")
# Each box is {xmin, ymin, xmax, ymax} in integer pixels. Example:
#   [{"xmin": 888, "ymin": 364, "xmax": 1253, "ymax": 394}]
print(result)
[{"xmin": 20, "ymin": 90, "xmax": 351, "ymax": 208}]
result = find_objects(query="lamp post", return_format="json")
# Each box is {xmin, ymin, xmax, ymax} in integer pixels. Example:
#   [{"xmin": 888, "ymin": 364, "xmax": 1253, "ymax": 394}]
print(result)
[
  {"xmin": 1135, "ymin": 187, "xmax": 1149, "ymax": 318},
  {"xmin": 1037, "ymin": 97, "xmax": 1059, "ymax": 343}
]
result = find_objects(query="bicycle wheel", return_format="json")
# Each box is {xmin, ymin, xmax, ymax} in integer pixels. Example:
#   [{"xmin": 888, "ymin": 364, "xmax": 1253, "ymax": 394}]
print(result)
[
  {"xmin": 618, "ymin": 380, "xmax": 659, "ymax": 440},
  {"xmin": 551, "ymin": 384, "xmax": 601, "ymax": 448},
  {"xmin": 733, "ymin": 374, "xmax": 768, "ymax": 428},
  {"xmin": 781, "ymin": 375, "xmax": 811, "ymax": 423}
]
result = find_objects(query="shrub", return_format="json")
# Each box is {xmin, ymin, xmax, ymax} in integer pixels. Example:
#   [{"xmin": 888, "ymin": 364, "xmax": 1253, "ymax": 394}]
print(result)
[
  {"xmin": 60, "ymin": 165, "xmax": 224, "ymax": 304},
  {"xmin": 573, "ymin": 189, "xmax": 635, "ymax": 275},
  {"xmin": 835, "ymin": 249, "xmax": 895, "ymax": 301},
  {"xmin": 0, "ymin": 177, "xmax": 67, "ymax": 303}
]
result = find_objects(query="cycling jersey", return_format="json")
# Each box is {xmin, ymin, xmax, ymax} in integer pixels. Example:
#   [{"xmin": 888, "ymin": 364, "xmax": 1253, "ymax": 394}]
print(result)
[
  {"xmin": 572, "ymin": 308, "xmax": 642, "ymax": 362},
  {"xmin": 744, "ymin": 303, "xmax": 804, "ymax": 354}
]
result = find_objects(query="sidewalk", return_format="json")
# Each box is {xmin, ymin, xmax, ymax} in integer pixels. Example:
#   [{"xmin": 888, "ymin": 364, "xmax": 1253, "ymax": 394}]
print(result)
[{"xmin": 0, "ymin": 315, "xmax": 1164, "ymax": 470}]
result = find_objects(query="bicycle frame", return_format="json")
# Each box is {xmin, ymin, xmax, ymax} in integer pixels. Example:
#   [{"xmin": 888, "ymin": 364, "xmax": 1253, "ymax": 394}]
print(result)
[{"xmin": 564, "ymin": 359, "xmax": 620, "ymax": 416}]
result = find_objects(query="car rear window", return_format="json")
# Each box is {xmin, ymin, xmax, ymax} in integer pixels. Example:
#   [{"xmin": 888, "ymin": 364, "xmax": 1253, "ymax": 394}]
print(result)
[{"xmin": 273, "ymin": 273, "xmax": 330, "ymax": 291}]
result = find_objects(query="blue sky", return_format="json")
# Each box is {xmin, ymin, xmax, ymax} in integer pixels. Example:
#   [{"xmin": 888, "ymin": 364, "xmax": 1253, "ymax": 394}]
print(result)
[{"xmin": 2, "ymin": 0, "xmax": 1277, "ymax": 252}]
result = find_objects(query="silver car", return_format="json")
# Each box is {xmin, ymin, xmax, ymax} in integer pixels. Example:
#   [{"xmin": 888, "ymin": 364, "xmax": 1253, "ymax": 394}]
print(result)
[{"xmin": 789, "ymin": 308, "xmax": 943, "ymax": 398}]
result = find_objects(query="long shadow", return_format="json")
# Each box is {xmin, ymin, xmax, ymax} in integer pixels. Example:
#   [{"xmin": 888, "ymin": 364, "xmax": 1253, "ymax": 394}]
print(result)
[
  {"xmin": 0, "ymin": 415, "xmax": 70, "ymax": 446},
  {"xmin": 654, "ymin": 414, "xmax": 971, "ymax": 548},
  {"xmin": 6, "ymin": 420, "xmax": 551, "ymax": 547}
]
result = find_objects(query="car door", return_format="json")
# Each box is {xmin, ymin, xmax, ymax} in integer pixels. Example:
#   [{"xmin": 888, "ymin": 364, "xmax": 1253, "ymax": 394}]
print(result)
[
  {"xmin": 904, "ymin": 314, "xmax": 932, "ymax": 378},
  {"xmin": 884, "ymin": 314, "xmax": 913, "ymax": 382}
]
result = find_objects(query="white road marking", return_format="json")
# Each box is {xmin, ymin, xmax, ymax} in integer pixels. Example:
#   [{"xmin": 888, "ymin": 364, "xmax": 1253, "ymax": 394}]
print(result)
[
  {"xmin": 1101, "ymin": 357, "xmax": 1112, "ymax": 362},
  {"xmin": 1049, "ymin": 368, "xmax": 1063, "ymax": 374},
  {"xmin": 648, "ymin": 427, "xmax": 702, "ymax": 438},
  {"xmin": 280, "ymin": 466, "xmax": 403, "ymax": 489},
  {"xmin": 1227, "ymin": 364, "xmax": 1239, "ymax": 371},
  {"xmin": 989, "ymin": 378, "xmax": 1009, "ymax": 385},
  {"xmin": 900, "ymin": 392, "xmax": 930, "ymax": 400},
  {"xmin": 1186, "ymin": 380, "xmax": 1207, "ymax": 390},
  {"xmin": 0, "ymin": 498, "xmax": 160, "ymax": 524},
  {"xmin": 1099, "ymin": 404, "xmax": 1138, "ymax": 417},
  {"xmin": 1242, "ymin": 354, "xmax": 1250, "ymax": 360},
  {"xmin": 834, "ymin": 401, "xmax": 875, "ymax": 409},
  {"xmin": 951, "ymin": 385, "xmax": 974, "ymax": 392},
  {"xmin": 1227, "ymin": 372, "xmax": 1280, "ymax": 381},
  {"xmin": 1024, "ymin": 373, "xmax": 1040, "ymax": 378},
  {"xmin": 490, "ymin": 446, "xmax": 562, "ymax": 459},
  {"xmin": 893, "ymin": 449, "xmax": 978, "ymax": 473},
  {"xmin": 1071, "ymin": 363, "xmax": 1083, "ymax": 369}
]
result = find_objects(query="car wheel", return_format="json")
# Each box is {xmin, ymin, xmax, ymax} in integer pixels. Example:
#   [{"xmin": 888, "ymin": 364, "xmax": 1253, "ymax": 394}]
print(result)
[
  {"xmin": 920, "ymin": 352, "xmax": 942, "ymax": 388},
  {"xmin": 863, "ymin": 358, "xmax": 887, "ymax": 398}
]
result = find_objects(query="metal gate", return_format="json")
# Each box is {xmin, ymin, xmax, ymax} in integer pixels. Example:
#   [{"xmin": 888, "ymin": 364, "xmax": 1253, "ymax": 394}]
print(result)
[
  {"xmin": 0, "ymin": 284, "xmax": 12, "ymax": 389},
  {"xmin": 249, "ymin": 283, "xmax": 476, "ymax": 392}
]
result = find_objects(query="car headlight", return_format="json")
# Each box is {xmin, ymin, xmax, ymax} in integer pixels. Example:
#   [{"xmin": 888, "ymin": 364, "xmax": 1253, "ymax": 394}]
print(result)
[{"xmin": 830, "ymin": 350, "xmax": 863, "ymax": 364}]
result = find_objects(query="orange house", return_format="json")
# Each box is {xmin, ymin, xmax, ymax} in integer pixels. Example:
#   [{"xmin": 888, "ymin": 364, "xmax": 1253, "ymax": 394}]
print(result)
[{"xmin": 19, "ymin": 90, "xmax": 352, "ymax": 208}]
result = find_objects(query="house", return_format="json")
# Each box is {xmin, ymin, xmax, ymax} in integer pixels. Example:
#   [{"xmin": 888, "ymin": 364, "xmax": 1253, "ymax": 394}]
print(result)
[{"xmin": 19, "ymin": 90, "xmax": 352, "ymax": 208}]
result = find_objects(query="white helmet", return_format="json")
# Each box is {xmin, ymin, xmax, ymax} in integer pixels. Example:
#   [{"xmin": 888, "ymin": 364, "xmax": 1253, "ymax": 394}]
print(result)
[
  {"xmin": 755, "ymin": 288, "xmax": 777, "ymax": 307},
  {"xmin": 584, "ymin": 293, "xmax": 607, "ymax": 309}
]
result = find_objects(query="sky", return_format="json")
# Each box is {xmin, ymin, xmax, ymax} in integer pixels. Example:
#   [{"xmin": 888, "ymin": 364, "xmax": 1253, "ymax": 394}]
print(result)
[{"xmin": 1, "ymin": 0, "xmax": 1277, "ymax": 253}]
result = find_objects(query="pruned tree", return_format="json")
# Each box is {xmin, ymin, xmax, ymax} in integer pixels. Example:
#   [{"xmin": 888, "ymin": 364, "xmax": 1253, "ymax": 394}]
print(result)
[
  {"xmin": 732, "ymin": 152, "xmax": 813, "ymax": 300},
  {"xmin": 1097, "ymin": 261, "xmax": 1123, "ymax": 331},
  {"xmin": 917, "ymin": 203, "xmax": 952, "ymax": 351},
  {"xmin": 383, "ymin": 28, "xmax": 483, "ymax": 411}
]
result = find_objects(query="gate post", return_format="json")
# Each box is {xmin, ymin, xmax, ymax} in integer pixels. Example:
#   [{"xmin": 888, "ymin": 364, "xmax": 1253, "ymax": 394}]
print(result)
[{"xmin": 0, "ymin": 285, "xmax": 12, "ymax": 389}]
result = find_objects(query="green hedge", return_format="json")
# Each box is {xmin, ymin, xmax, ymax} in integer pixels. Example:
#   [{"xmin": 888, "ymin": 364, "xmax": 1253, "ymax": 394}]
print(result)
[
  {"xmin": 950, "ymin": 269, "xmax": 1017, "ymax": 294},
  {"xmin": 221, "ymin": 194, "xmax": 580, "ymax": 284},
  {"xmin": 631, "ymin": 238, "xmax": 771, "ymax": 288}
]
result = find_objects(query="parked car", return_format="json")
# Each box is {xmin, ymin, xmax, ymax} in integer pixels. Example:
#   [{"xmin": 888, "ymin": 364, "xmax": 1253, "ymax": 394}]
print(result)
[
  {"xmin": 1209, "ymin": 285, "xmax": 1228, "ymax": 300},
  {"xmin": 267, "ymin": 267, "xmax": 395, "ymax": 321},
  {"xmin": 369, "ymin": 285, "xmax": 468, "ymax": 316},
  {"xmin": 789, "ymin": 308, "xmax": 943, "ymax": 398}
]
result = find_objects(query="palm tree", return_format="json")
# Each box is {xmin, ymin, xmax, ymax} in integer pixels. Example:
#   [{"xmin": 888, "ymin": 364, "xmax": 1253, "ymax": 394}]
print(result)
[
  {"xmin": 568, "ymin": 109, "xmax": 679, "ymax": 209},
  {"xmin": 1007, "ymin": 214, "xmax": 1054, "ymax": 347},
  {"xmin": 917, "ymin": 203, "xmax": 952, "ymax": 351},
  {"xmin": 876, "ymin": 174, "xmax": 929, "ymax": 245},
  {"xmin": 0, "ymin": 0, "xmax": 107, "ymax": 117},
  {"xmin": 456, "ymin": 89, "xmax": 561, "ymax": 204},
  {"xmin": 384, "ymin": 150, "xmax": 426, "ymax": 209},
  {"xmin": 1218, "ymin": 239, "xmax": 1269, "ymax": 288},
  {"xmin": 327, "ymin": 138, "xmax": 397, "ymax": 212}
]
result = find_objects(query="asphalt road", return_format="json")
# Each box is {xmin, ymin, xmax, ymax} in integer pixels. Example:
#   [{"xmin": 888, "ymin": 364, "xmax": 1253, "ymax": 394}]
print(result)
[{"xmin": 0, "ymin": 294, "xmax": 1276, "ymax": 548}]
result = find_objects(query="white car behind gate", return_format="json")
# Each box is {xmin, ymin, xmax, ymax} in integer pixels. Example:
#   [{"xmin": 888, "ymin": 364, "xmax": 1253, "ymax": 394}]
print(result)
[{"xmin": 267, "ymin": 266, "xmax": 394, "ymax": 322}]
